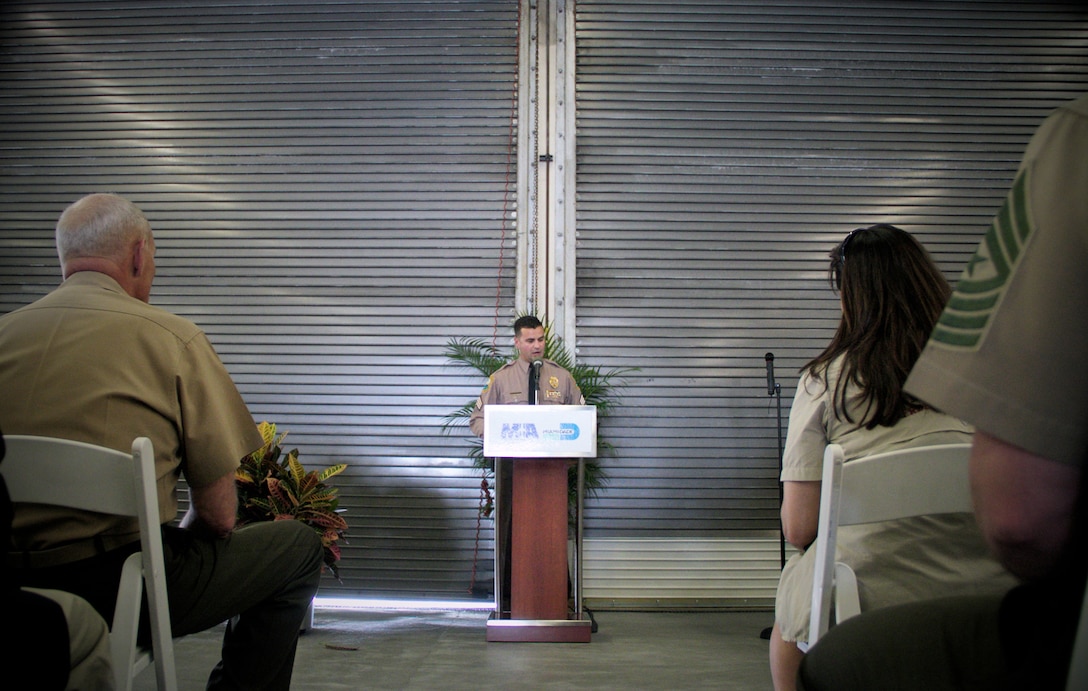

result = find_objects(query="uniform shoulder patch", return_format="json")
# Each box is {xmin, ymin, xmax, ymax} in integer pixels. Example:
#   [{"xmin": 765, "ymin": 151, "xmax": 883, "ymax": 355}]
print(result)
[{"xmin": 930, "ymin": 168, "xmax": 1033, "ymax": 350}]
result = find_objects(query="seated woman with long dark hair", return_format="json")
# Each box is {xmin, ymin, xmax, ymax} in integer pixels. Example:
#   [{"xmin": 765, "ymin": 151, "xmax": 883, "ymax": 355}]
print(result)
[{"xmin": 768, "ymin": 224, "xmax": 1015, "ymax": 691}]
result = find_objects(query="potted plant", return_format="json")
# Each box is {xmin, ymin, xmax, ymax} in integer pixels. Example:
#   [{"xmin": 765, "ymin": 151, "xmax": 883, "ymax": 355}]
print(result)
[{"xmin": 235, "ymin": 421, "xmax": 349, "ymax": 582}]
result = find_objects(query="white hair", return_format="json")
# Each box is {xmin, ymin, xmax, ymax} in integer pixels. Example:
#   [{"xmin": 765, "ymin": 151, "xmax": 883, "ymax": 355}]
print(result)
[{"xmin": 55, "ymin": 193, "xmax": 151, "ymax": 263}]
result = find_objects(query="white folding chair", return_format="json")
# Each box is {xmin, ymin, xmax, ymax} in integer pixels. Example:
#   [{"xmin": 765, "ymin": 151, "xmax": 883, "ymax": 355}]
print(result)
[
  {"xmin": 1068, "ymin": 579, "xmax": 1088, "ymax": 691},
  {"xmin": 806, "ymin": 442, "xmax": 973, "ymax": 648},
  {"xmin": 2, "ymin": 435, "xmax": 177, "ymax": 691}
]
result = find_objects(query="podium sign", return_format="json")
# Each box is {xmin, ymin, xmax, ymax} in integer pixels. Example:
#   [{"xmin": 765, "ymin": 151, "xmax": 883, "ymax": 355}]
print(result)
[
  {"xmin": 483, "ymin": 404, "xmax": 596, "ymax": 643},
  {"xmin": 482, "ymin": 405, "xmax": 597, "ymax": 458}
]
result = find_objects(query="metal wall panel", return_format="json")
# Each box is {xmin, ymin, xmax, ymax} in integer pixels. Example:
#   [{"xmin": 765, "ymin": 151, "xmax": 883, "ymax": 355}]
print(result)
[
  {"xmin": 573, "ymin": 0, "xmax": 1088, "ymax": 539},
  {"xmin": 0, "ymin": 0, "xmax": 519, "ymax": 599},
  {"xmin": 3, "ymin": 0, "xmax": 1087, "ymax": 603}
]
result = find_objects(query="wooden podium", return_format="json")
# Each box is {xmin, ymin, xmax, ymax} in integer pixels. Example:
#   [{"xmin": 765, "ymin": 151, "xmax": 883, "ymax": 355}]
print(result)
[{"xmin": 482, "ymin": 404, "xmax": 596, "ymax": 643}]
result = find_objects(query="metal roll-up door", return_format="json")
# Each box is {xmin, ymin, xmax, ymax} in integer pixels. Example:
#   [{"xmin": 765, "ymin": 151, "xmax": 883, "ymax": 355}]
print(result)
[
  {"xmin": 0, "ymin": 1, "xmax": 519, "ymax": 599},
  {"xmin": 574, "ymin": 1, "xmax": 1088, "ymax": 603}
]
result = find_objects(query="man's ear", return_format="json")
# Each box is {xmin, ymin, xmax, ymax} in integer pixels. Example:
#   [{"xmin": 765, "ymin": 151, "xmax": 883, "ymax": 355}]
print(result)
[{"xmin": 131, "ymin": 238, "xmax": 146, "ymax": 276}]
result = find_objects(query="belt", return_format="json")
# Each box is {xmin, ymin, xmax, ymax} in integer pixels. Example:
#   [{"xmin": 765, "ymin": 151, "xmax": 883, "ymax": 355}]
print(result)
[{"xmin": 9, "ymin": 532, "xmax": 141, "ymax": 569}]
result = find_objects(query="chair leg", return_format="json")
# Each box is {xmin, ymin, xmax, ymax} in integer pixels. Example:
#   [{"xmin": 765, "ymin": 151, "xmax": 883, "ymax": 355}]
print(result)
[{"xmin": 111, "ymin": 553, "xmax": 145, "ymax": 691}]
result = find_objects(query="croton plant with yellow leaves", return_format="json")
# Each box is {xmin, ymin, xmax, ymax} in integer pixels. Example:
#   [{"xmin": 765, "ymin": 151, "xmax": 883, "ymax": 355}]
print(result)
[{"xmin": 235, "ymin": 421, "xmax": 349, "ymax": 581}]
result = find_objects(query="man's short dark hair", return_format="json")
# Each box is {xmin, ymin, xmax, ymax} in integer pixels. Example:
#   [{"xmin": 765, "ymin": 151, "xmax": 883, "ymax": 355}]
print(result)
[{"xmin": 513, "ymin": 315, "xmax": 542, "ymax": 335}]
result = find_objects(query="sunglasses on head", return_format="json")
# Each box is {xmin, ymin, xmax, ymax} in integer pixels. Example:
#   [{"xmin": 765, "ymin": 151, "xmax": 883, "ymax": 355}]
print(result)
[{"xmin": 839, "ymin": 227, "xmax": 867, "ymax": 263}]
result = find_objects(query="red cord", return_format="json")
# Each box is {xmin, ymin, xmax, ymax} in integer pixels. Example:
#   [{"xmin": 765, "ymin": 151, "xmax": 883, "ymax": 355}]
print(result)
[
  {"xmin": 470, "ymin": 6, "xmax": 521, "ymax": 599},
  {"xmin": 493, "ymin": 1, "xmax": 521, "ymax": 350},
  {"xmin": 467, "ymin": 477, "xmax": 493, "ymax": 596}
]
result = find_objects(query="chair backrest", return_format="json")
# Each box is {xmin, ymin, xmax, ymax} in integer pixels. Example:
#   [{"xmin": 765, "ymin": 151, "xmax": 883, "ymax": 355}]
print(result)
[
  {"xmin": 1068, "ymin": 579, "xmax": 1088, "ymax": 691},
  {"xmin": 807, "ymin": 442, "xmax": 973, "ymax": 647},
  {"xmin": 2, "ymin": 435, "xmax": 177, "ymax": 691}
]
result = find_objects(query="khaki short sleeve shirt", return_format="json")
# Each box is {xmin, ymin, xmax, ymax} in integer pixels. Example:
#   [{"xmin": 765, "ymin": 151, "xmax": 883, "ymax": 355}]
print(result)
[
  {"xmin": 468, "ymin": 358, "xmax": 584, "ymax": 437},
  {"xmin": 905, "ymin": 94, "xmax": 1088, "ymax": 467},
  {"xmin": 0, "ymin": 272, "xmax": 262, "ymax": 551}
]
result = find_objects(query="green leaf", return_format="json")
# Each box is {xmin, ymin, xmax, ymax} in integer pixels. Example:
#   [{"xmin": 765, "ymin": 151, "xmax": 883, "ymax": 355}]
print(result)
[{"xmin": 236, "ymin": 422, "xmax": 348, "ymax": 579}]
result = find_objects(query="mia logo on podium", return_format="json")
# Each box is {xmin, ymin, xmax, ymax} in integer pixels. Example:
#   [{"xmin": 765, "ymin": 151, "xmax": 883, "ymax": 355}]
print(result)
[
  {"xmin": 499, "ymin": 422, "xmax": 581, "ymax": 442},
  {"xmin": 500, "ymin": 423, "xmax": 538, "ymax": 440}
]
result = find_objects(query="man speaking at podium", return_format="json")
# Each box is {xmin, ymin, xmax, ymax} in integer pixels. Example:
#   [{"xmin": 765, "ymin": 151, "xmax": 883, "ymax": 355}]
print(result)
[{"xmin": 469, "ymin": 315, "xmax": 584, "ymax": 614}]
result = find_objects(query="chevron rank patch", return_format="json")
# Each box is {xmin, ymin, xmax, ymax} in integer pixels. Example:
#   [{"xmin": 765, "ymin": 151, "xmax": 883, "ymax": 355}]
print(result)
[{"xmin": 930, "ymin": 168, "xmax": 1034, "ymax": 350}]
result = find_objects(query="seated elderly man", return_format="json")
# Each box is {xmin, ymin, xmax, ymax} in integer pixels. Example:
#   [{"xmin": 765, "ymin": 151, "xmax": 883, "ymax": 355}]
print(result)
[{"xmin": 0, "ymin": 193, "xmax": 324, "ymax": 691}]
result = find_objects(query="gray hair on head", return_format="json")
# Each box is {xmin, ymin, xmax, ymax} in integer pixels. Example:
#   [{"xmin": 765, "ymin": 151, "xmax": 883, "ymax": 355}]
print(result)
[{"xmin": 55, "ymin": 193, "xmax": 151, "ymax": 264}]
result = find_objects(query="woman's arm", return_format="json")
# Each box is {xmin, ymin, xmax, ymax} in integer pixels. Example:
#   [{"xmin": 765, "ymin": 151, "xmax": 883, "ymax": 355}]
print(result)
[{"xmin": 781, "ymin": 480, "xmax": 822, "ymax": 550}]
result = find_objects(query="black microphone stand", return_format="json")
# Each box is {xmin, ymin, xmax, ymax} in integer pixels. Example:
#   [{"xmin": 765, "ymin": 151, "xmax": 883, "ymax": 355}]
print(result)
[
  {"xmin": 528, "ymin": 360, "xmax": 541, "ymax": 405},
  {"xmin": 760, "ymin": 353, "xmax": 785, "ymax": 640}
]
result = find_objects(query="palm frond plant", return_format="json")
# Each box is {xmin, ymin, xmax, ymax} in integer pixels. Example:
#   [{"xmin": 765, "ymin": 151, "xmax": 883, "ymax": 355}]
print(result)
[
  {"xmin": 442, "ymin": 320, "xmax": 635, "ymax": 517},
  {"xmin": 235, "ymin": 421, "xmax": 349, "ymax": 582}
]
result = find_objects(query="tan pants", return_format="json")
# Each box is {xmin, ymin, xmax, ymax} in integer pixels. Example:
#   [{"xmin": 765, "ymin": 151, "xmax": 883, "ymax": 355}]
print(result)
[{"xmin": 24, "ymin": 587, "xmax": 114, "ymax": 690}]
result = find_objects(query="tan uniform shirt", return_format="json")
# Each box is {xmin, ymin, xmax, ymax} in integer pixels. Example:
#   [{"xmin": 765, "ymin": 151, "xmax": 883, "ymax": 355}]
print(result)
[
  {"xmin": 468, "ymin": 358, "xmax": 584, "ymax": 437},
  {"xmin": 0, "ymin": 271, "xmax": 262, "ymax": 556},
  {"xmin": 906, "ymin": 93, "xmax": 1088, "ymax": 468},
  {"xmin": 902, "ymin": 95, "xmax": 1088, "ymax": 686}
]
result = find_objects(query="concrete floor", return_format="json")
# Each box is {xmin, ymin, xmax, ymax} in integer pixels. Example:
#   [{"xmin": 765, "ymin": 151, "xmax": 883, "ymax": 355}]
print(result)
[{"xmin": 136, "ymin": 606, "xmax": 776, "ymax": 690}]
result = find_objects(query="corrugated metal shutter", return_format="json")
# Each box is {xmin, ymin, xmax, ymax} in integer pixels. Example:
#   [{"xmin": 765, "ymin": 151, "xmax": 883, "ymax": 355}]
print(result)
[
  {"xmin": 4, "ymin": 0, "xmax": 1088, "ymax": 605},
  {"xmin": 573, "ymin": 0, "xmax": 1088, "ymax": 547},
  {"xmin": 0, "ymin": 0, "xmax": 519, "ymax": 599}
]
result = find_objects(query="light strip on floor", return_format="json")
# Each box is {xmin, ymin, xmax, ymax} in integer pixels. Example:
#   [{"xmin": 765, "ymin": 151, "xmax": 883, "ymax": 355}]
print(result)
[{"xmin": 314, "ymin": 596, "xmax": 495, "ymax": 611}]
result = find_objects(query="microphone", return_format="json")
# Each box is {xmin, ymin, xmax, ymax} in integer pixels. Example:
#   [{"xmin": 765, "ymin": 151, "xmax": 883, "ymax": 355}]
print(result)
[
  {"xmin": 765, "ymin": 352, "xmax": 776, "ymax": 396},
  {"xmin": 528, "ymin": 359, "xmax": 543, "ymax": 405}
]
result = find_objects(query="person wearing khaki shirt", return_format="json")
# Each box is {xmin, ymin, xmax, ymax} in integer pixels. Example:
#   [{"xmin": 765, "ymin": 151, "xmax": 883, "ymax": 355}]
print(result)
[
  {"xmin": 0, "ymin": 193, "xmax": 323, "ymax": 691},
  {"xmin": 798, "ymin": 94, "xmax": 1088, "ymax": 691},
  {"xmin": 469, "ymin": 316, "xmax": 584, "ymax": 613}
]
